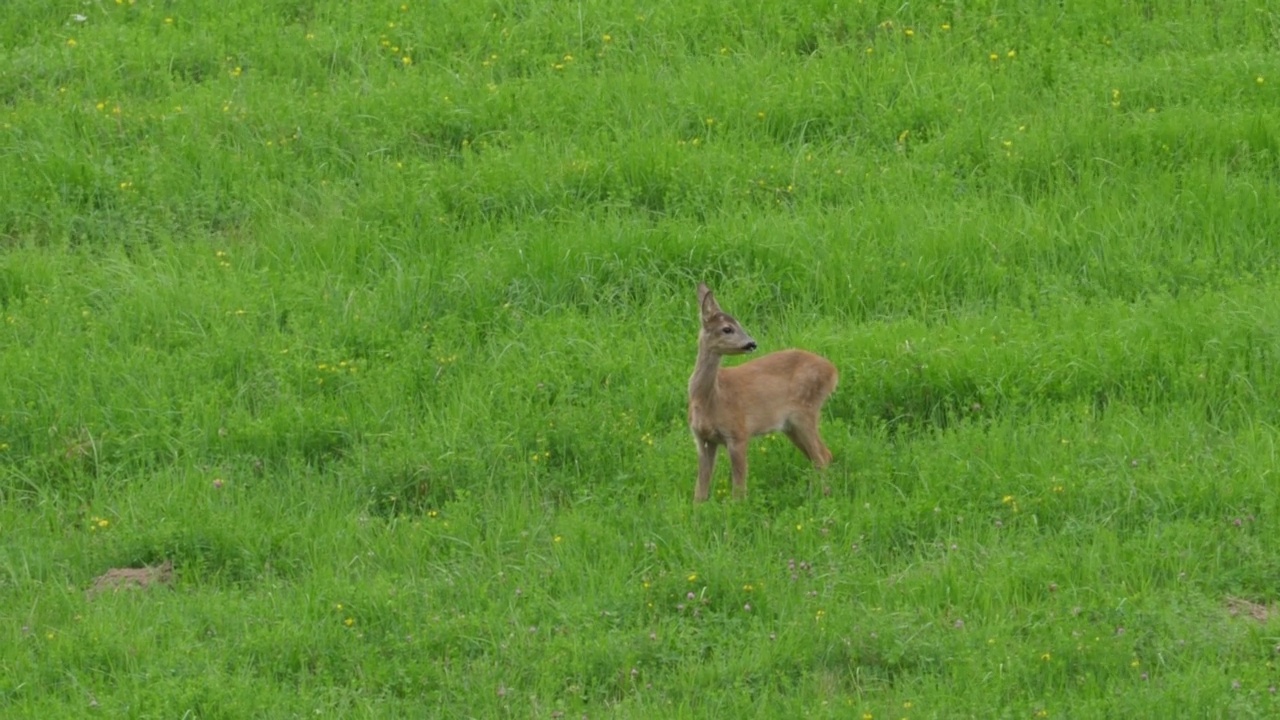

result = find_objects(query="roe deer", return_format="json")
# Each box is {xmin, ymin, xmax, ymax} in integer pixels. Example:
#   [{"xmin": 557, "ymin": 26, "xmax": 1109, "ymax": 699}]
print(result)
[{"xmin": 688, "ymin": 283, "xmax": 838, "ymax": 502}]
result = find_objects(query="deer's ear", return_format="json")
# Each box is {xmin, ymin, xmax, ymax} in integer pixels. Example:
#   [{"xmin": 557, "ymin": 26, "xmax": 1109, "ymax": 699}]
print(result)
[{"xmin": 697, "ymin": 283, "xmax": 720, "ymax": 320}]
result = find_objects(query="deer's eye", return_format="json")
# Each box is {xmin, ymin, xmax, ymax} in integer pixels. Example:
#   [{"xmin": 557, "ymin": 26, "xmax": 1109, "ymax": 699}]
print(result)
[{"xmin": 721, "ymin": 326, "xmax": 733, "ymax": 334}]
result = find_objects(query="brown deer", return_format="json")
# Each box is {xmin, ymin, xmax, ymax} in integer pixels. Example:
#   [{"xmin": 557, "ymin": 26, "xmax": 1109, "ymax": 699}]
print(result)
[{"xmin": 688, "ymin": 283, "xmax": 839, "ymax": 502}]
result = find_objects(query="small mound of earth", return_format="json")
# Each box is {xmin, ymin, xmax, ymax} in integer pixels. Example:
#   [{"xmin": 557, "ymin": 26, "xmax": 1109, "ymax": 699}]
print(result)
[
  {"xmin": 87, "ymin": 559, "xmax": 174, "ymax": 598},
  {"xmin": 1224, "ymin": 595, "xmax": 1273, "ymax": 623}
]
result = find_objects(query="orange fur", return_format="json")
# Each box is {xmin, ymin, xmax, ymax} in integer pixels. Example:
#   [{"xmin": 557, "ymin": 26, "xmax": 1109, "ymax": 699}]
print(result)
[{"xmin": 688, "ymin": 283, "xmax": 838, "ymax": 502}]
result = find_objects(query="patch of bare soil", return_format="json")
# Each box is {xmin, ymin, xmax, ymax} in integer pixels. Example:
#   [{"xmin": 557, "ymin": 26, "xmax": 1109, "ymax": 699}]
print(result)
[
  {"xmin": 1224, "ymin": 595, "xmax": 1273, "ymax": 623},
  {"xmin": 87, "ymin": 559, "xmax": 174, "ymax": 598}
]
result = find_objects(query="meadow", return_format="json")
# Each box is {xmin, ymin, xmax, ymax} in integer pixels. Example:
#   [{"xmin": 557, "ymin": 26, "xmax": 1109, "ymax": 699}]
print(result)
[{"xmin": 2, "ymin": 0, "xmax": 1280, "ymax": 716}]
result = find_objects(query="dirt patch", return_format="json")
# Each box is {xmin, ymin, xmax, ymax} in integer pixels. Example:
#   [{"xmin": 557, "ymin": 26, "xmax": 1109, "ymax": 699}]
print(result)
[
  {"xmin": 1224, "ymin": 595, "xmax": 1273, "ymax": 623},
  {"xmin": 87, "ymin": 559, "xmax": 174, "ymax": 598}
]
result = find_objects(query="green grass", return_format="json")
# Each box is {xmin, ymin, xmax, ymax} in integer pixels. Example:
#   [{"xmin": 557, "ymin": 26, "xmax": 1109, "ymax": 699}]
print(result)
[{"xmin": 3, "ymin": 0, "xmax": 1280, "ymax": 716}]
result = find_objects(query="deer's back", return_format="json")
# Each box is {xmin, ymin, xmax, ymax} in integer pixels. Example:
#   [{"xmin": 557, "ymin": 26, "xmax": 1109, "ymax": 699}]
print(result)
[
  {"xmin": 717, "ymin": 349, "xmax": 838, "ymax": 438},
  {"xmin": 722, "ymin": 349, "xmax": 838, "ymax": 399}
]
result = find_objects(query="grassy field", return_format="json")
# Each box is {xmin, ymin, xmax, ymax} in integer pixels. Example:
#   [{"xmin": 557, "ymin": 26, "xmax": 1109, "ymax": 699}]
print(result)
[{"xmin": 3, "ymin": 0, "xmax": 1280, "ymax": 716}]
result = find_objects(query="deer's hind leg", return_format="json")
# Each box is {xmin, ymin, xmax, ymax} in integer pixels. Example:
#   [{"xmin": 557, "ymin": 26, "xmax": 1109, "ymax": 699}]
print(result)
[
  {"xmin": 784, "ymin": 413, "xmax": 833, "ymax": 469},
  {"xmin": 694, "ymin": 438, "xmax": 719, "ymax": 503}
]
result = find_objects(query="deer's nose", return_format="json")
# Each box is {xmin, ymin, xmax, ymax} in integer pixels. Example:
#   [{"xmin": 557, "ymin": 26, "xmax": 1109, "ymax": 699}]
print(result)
[{"xmin": 743, "ymin": 341, "xmax": 758, "ymax": 351}]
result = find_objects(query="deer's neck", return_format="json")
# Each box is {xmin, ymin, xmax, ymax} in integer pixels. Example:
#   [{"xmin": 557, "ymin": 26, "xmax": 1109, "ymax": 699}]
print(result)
[{"xmin": 688, "ymin": 343, "xmax": 723, "ymax": 404}]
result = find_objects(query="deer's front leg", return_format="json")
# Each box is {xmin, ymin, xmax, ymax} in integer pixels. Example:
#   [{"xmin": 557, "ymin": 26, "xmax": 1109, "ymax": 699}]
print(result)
[
  {"xmin": 694, "ymin": 438, "xmax": 719, "ymax": 503},
  {"xmin": 727, "ymin": 438, "xmax": 749, "ymax": 500}
]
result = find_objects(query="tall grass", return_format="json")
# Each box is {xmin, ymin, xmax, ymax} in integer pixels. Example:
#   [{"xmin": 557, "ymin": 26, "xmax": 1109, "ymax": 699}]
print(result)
[{"xmin": 3, "ymin": 1, "xmax": 1280, "ymax": 717}]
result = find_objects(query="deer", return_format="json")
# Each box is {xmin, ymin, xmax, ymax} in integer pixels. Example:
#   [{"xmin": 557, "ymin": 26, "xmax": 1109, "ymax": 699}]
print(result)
[{"xmin": 687, "ymin": 283, "xmax": 839, "ymax": 502}]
